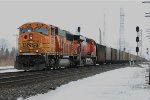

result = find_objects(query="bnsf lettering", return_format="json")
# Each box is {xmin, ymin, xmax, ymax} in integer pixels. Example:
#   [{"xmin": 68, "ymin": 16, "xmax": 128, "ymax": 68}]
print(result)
[{"xmin": 23, "ymin": 43, "xmax": 38, "ymax": 48}]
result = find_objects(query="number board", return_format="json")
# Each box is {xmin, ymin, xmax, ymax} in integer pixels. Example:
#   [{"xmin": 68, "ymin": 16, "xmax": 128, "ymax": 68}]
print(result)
[{"xmin": 22, "ymin": 41, "xmax": 39, "ymax": 49}]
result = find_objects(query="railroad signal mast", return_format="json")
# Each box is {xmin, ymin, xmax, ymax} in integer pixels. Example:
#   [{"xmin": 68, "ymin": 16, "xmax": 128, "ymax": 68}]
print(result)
[
  {"xmin": 147, "ymin": 48, "xmax": 149, "ymax": 60},
  {"xmin": 136, "ymin": 26, "xmax": 142, "ymax": 63},
  {"xmin": 136, "ymin": 26, "xmax": 139, "ymax": 63}
]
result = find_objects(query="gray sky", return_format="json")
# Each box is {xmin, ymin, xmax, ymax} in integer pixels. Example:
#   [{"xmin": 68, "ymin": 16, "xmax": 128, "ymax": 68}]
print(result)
[{"xmin": 0, "ymin": 1, "xmax": 149, "ymax": 57}]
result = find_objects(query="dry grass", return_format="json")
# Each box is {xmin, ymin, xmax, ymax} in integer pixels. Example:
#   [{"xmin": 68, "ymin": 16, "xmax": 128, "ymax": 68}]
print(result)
[{"xmin": 0, "ymin": 59, "xmax": 14, "ymax": 66}]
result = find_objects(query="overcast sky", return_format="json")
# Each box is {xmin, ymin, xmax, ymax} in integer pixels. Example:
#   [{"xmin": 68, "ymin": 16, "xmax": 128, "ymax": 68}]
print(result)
[{"xmin": 0, "ymin": 0, "xmax": 149, "ymax": 57}]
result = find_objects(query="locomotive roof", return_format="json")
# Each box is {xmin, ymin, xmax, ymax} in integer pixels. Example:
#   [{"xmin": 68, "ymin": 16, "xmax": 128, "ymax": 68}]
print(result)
[
  {"xmin": 19, "ymin": 22, "xmax": 51, "ymax": 28},
  {"xmin": 19, "ymin": 22, "xmax": 95, "ymax": 43}
]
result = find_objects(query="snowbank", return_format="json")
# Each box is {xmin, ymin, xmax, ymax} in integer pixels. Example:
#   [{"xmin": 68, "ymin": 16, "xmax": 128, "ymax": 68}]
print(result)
[
  {"xmin": 0, "ymin": 66, "xmax": 14, "ymax": 69},
  {"xmin": 0, "ymin": 66, "xmax": 23, "ymax": 73},
  {"xmin": 22, "ymin": 65, "xmax": 150, "ymax": 100}
]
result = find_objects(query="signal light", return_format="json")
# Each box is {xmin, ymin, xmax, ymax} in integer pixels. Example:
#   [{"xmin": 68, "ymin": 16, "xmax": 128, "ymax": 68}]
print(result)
[
  {"xmin": 136, "ymin": 26, "xmax": 139, "ymax": 32},
  {"xmin": 136, "ymin": 36, "xmax": 139, "ymax": 42},
  {"xmin": 78, "ymin": 27, "xmax": 80, "ymax": 32},
  {"xmin": 136, "ymin": 47, "xmax": 139, "ymax": 52}
]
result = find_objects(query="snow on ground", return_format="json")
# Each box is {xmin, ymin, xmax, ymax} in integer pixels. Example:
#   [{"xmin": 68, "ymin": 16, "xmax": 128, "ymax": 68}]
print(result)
[
  {"xmin": 0, "ymin": 66, "xmax": 23, "ymax": 73},
  {"xmin": 0, "ymin": 66, "xmax": 14, "ymax": 69},
  {"xmin": 22, "ymin": 64, "xmax": 150, "ymax": 100}
]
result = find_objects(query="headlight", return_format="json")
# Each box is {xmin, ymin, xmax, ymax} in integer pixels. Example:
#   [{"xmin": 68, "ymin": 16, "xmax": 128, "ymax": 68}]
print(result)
[
  {"xmin": 29, "ymin": 34, "xmax": 33, "ymax": 40},
  {"xmin": 36, "ymin": 50, "xmax": 38, "ymax": 53}
]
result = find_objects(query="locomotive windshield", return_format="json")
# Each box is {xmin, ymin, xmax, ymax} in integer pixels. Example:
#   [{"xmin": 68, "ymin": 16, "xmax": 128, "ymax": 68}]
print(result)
[
  {"xmin": 35, "ymin": 28, "xmax": 48, "ymax": 35},
  {"xmin": 20, "ymin": 28, "xmax": 33, "ymax": 34}
]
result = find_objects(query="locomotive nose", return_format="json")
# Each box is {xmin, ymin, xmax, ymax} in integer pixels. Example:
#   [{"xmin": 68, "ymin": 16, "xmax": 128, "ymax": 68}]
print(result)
[{"xmin": 20, "ymin": 32, "xmax": 40, "ymax": 51}]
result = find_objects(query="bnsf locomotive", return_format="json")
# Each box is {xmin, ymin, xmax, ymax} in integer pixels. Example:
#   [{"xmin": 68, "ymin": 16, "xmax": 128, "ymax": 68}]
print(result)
[
  {"xmin": 15, "ymin": 22, "xmax": 97, "ymax": 70},
  {"xmin": 15, "ymin": 22, "xmax": 145, "ymax": 70}
]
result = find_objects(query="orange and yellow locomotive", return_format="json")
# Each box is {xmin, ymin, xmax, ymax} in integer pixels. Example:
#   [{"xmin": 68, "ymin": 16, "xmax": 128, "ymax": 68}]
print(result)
[{"xmin": 15, "ymin": 22, "xmax": 97, "ymax": 70}]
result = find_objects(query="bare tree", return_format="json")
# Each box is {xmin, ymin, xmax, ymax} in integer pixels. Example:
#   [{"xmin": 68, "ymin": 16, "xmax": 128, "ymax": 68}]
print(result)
[
  {"xmin": 10, "ymin": 47, "xmax": 16, "ymax": 59},
  {"xmin": 0, "ymin": 38, "xmax": 8, "ymax": 56},
  {"xmin": 0, "ymin": 38, "xmax": 17, "ymax": 66},
  {"xmin": 5, "ymin": 48, "xmax": 9, "ymax": 59}
]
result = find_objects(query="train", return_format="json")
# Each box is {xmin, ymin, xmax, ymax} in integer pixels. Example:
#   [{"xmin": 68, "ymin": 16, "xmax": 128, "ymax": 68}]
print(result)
[{"xmin": 14, "ymin": 22, "xmax": 145, "ymax": 71}]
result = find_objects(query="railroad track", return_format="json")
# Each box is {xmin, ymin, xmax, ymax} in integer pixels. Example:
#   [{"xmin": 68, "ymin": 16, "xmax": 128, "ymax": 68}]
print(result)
[
  {"xmin": 0, "ymin": 64, "xmax": 126, "ymax": 88},
  {"xmin": 0, "ymin": 64, "xmax": 129, "ymax": 100}
]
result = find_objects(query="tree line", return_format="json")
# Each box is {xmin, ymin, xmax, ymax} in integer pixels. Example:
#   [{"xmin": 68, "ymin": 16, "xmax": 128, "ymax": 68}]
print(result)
[{"xmin": 0, "ymin": 38, "xmax": 16, "ymax": 66}]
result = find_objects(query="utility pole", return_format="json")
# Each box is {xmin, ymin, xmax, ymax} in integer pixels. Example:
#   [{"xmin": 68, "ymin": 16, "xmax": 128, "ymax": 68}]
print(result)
[
  {"xmin": 103, "ymin": 9, "xmax": 106, "ymax": 45},
  {"xmin": 140, "ymin": 29, "xmax": 143, "ymax": 63},
  {"xmin": 146, "ymin": 48, "xmax": 150, "ymax": 85},
  {"xmin": 119, "ymin": 8, "xmax": 125, "ymax": 51}
]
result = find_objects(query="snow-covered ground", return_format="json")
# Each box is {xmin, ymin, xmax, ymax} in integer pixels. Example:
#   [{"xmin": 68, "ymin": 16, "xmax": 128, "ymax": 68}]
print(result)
[
  {"xmin": 21, "ymin": 64, "xmax": 150, "ymax": 100},
  {"xmin": 0, "ymin": 66, "xmax": 23, "ymax": 73},
  {"xmin": 0, "ymin": 66, "xmax": 14, "ymax": 69}
]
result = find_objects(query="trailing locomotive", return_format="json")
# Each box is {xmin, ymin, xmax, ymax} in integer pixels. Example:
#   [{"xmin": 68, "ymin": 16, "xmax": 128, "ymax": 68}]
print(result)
[{"xmin": 15, "ymin": 22, "xmax": 145, "ymax": 71}]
